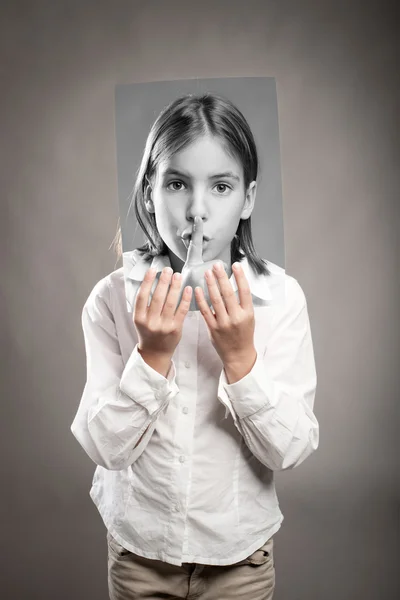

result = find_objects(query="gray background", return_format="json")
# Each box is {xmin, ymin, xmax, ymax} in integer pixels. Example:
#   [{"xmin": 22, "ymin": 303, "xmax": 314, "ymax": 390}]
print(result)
[
  {"xmin": 115, "ymin": 77, "xmax": 285, "ymax": 268},
  {"xmin": 1, "ymin": 1, "xmax": 399, "ymax": 599}
]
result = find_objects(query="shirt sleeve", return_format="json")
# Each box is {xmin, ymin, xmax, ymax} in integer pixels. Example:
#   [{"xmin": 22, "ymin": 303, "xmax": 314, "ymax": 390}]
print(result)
[
  {"xmin": 217, "ymin": 276, "xmax": 319, "ymax": 471},
  {"xmin": 70, "ymin": 278, "xmax": 179, "ymax": 470}
]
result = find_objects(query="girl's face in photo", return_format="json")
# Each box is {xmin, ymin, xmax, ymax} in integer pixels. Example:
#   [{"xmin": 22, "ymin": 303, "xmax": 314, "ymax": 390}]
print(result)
[{"xmin": 148, "ymin": 135, "xmax": 256, "ymax": 269}]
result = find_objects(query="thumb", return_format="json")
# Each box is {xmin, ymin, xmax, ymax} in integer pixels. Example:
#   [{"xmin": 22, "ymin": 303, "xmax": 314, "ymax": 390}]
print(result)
[{"xmin": 185, "ymin": 216, "xmax": 204, "ymax": 266}]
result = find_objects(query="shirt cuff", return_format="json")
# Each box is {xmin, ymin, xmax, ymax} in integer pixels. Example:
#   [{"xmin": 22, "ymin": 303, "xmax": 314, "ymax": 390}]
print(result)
[
  {"xmin": 220, "ymin": 355, "xmax": 274, "ymax": 420},
  {"xmin": 217, "ymin": 376, "xmax": 238, "ymax": 422},
  {"xmin": 120, "ymin": 344, "xmax": 179, "ymax": 414}
]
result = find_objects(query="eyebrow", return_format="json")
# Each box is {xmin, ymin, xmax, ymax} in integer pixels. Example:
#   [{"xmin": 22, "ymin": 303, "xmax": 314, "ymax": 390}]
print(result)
[{"xmin": 162, "ymin": 168, "xmax": 241, "ymax": 182}]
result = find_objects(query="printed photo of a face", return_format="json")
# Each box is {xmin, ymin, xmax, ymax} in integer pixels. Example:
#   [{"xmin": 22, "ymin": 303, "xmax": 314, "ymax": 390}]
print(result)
[{"xmin": 114, "ymin": 78, "xmax": 286, "ymax": 312}]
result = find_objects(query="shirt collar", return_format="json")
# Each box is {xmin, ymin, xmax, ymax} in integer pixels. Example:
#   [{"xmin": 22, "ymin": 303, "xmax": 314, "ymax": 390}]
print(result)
[{"xmin": 124, "ymin": 249, "xmax": 272, "ymax": 302}]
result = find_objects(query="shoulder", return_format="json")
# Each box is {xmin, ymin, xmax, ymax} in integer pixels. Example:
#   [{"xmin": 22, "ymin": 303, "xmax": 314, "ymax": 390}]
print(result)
[
  {"xmin": 104, "ymin": 249, "xmax": 141, "ymax": 295},
  {"xmin": 82, "ymin": 263, "xmax": 126, "ymax": 320},
  {"xmin": 82, "ymin": 249, "xmax": 145, "ymax": 319},
  {"xmin": 262, "ymin": 258, "xmax": 307, "ymax": 310}
]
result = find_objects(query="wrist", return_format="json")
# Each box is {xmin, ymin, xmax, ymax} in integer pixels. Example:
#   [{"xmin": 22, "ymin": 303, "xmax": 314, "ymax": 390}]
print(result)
[
  {"xmin": 137, "ymin": 346, "xmax": 173, "ymax": 378},
  {"xmin": 223, "ymin": 347, "xmax": 257, "ymax": 384},
  {"xmin": 138, "ymin": 345, "xmax": 173, "ymax": 359},
  {"xmin": 223, "ymin": 346, "xmax": 257, "ymax": 368}
]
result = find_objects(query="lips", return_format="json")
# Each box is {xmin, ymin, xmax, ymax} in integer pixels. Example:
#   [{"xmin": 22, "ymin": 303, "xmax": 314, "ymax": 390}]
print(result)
[
  {"xmin": 180, "ymin": 232, "xmax": 210, "ymax": 249},
  {"xmin": 181, "ymin": 236, "xmax": 209, "ymax": 250}
]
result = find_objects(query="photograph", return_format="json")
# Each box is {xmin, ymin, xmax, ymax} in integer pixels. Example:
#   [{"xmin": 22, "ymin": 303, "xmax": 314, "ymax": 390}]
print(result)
[{"xmin": 113, "ymin": 77, "xmax": 286, "ymax": 312}]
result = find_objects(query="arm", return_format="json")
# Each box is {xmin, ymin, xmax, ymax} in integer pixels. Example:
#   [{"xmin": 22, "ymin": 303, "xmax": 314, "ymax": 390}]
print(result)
[
  {"xmin": 218, "ymin": 276, "xmax": 319, "ymax": 471},
  {"xmin": 70, "ymin": 279, "xmax": 179, "ymax": 470}
]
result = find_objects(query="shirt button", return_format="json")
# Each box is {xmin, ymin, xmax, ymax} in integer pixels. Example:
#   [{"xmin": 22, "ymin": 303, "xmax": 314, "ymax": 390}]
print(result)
[
  {"xmin": 179, "ymin": 455, "xmax": 185, "ymax": 463},
  {"xmin": 182, "ymin": 407, "xmax": 189, "ymax": 414},
  {"xmin": 187, "ymin": 312, "xmax": 193, "ymax": 318},
  {"xmin": 184, "ymin": 361, "xmax": 190, "ymax": 368}
]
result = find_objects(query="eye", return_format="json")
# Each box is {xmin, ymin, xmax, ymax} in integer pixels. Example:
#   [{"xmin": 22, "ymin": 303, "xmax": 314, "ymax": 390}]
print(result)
[
  {"xmin": 167, "ymin": 181, "xmax": 186, "ymax": 191},
  {"xmin": 214, "ymin": 183, "xmax": 231, "ymax": 194}
]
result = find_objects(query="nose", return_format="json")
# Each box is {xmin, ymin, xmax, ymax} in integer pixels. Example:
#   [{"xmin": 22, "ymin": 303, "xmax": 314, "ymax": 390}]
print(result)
[{"xmin": 186, "ymin": 187, "xmax": 208, "ymax": 222}]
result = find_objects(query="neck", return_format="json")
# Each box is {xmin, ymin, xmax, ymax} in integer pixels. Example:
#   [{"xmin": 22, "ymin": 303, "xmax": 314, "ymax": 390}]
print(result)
[{"xmin": 167, "ymin": 249, "xmax": 185, "ymax": 273}]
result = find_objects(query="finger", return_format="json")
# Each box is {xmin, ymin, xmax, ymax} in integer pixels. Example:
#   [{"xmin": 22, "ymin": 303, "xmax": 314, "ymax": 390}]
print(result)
[
  {"xmin": 185, "ymin": 216, "xmax": 204, "ymax": 266},
  {"xmin": 134, "ymin": 267, "xmax": 157, "ymax": 319},
  {"xmin": 173, "ymin": 285, "xmax": 193, "ymax": 325},
  {"xmin": 204, "ymin": 269, "xmax": 228, "ymax": 322},
  {"xmin": 212, "ymin": 262, "xmax": 238, "ymax": 315},
  {"xmin": 232, "ymin": 262, "xmax": 253, "ymax": 310},
  {"xmin": 194, "ymin": 286, "xmax": 216, "ymax": 329},
  {"xmin": 147, "ymin": 267, "xmax": 173, "ymax": 316},
  {"xmin": 162, "ymin": 271, "xmax": 184, "ymax": 319}
]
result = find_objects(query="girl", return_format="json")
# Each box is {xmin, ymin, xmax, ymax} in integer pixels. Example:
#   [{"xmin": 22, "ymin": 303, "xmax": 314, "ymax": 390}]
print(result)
[{"xmin": 71, "ymin": 93, "xmax": 319, "ymax": 600}]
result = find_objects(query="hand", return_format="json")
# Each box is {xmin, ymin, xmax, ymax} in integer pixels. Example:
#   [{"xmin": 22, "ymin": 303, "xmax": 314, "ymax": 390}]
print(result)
[
  {"xmin": 194, "ymin": 261, "xmax": 256, "ymax": 368},
  {"xmin": 177, "ymin": 216, "xmax": 229, "ymax": 311},
  {"xmin": 133, "ymin": 266, "xmax": 193, "ymax": 360}
]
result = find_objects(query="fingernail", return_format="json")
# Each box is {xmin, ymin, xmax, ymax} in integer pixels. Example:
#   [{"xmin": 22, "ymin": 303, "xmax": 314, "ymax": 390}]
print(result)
[{"xmin": 233, "ymin": 262, "xmax": 241, "ymax": 271}]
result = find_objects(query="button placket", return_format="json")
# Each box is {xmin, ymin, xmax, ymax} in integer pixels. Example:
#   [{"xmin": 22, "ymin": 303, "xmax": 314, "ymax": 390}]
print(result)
[{"xmin": 170, "ymin": 313, "xmax": 197, "ymax": 560}]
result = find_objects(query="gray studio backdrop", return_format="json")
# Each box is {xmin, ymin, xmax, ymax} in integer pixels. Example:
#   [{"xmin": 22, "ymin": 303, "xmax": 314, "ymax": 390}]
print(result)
[
  {"xmin": 1, "ymin": 1, "xmax": 398, "ymax": 600},
  {"xmin": 115, "ymin": 77, "xmax": 285, "ymax": 269}
]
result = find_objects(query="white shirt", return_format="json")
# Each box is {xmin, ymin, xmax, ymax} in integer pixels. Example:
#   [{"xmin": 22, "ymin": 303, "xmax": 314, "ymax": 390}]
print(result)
[{"xmin": 71, "ymin": 250, "xmax": 319, "ymax": 567}]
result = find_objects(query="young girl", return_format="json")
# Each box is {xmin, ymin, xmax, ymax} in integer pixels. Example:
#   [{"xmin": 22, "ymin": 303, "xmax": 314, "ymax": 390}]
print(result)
[{"xmin": 71, "ymin": 92, "xmax": 319, "ymax": 600}]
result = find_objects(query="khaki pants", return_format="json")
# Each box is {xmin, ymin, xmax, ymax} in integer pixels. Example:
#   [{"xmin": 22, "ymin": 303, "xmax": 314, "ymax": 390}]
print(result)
[{"xmin": 107, "ymin": 531, "xmax": 275, "ymax": 600}]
